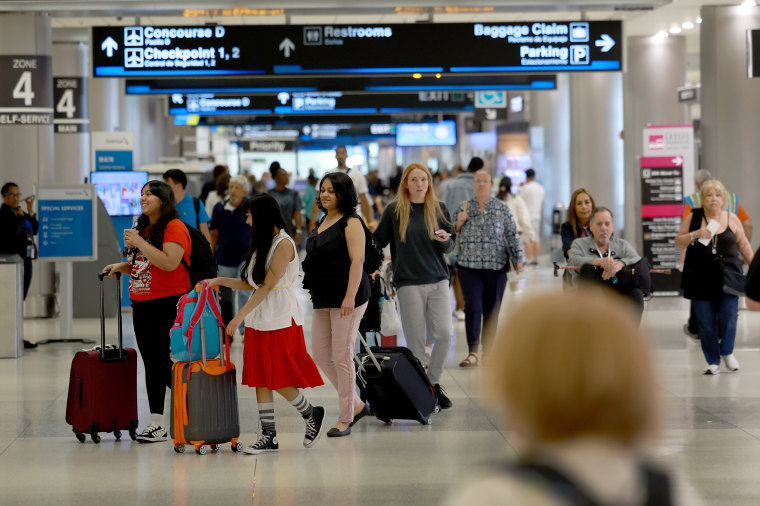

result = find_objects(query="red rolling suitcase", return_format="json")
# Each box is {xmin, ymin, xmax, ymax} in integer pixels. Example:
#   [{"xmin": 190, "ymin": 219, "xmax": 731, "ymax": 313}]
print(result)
[{"xmin": 65, "ymin": 273, "xmax": 139, "ymax": 443}]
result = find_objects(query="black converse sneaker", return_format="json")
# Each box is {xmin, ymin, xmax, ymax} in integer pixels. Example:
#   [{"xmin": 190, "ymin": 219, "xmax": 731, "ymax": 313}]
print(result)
[
  {"xmin": 243, "ymin": 431, "xmax": 278, "ymax": 454},
  {"xmin": 434, "ymin": 384, "xmax": 453, "ymax": 410},
  {"xmin": 303, "ymin": 406, "xmax": 326, "ymax": 448},
  {"xmin": 136, "ymin": 424, "xmax": 167, "ymax": 443}
]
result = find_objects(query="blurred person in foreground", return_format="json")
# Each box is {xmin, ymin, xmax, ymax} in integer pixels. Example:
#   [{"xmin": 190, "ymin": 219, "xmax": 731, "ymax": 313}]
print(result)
[{"xmin": 448, "ymin": 290, "xmax": 702, "ymax": 506}]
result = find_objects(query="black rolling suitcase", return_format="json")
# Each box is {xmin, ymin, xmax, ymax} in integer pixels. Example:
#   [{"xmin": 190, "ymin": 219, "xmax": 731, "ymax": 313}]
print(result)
[{"xmin": 354, "ymin": 336, "xmax": 439, "ymax": 425}]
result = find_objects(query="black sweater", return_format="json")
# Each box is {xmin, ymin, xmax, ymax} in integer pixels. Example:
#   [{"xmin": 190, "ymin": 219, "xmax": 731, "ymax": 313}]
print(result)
[{"xmin": 373, "ymin": 201, "xmax": 454, "ymax": 288}]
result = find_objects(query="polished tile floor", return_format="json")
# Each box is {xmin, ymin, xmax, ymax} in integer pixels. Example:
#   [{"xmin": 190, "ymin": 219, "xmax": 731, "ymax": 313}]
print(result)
[{"xmin": 2, "ymin": 263, "xmax": 760, "ymax": 505}]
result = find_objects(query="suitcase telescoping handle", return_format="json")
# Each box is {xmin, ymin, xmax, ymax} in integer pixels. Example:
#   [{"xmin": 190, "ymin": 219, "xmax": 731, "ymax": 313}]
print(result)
[
  {"xmin": 355, "ymin": 333, "xmax": 382, "ymax": 371},
  {"xmin": 97, "ymin": 272, "xmax": 124, "ymax": 361}
]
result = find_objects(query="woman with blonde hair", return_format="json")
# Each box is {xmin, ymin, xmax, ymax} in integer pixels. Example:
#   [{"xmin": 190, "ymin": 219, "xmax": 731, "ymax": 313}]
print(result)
[
  {"xmin": 447, "ymin": 290, "xmax": 697, "ymax": 504},
  {"xmin": 676, "ymin": 178, "xmax": 753, "ymax": 375},
  {"xmin": 374, "ymin": 163, "xmax": 456, "ymax": 409}
]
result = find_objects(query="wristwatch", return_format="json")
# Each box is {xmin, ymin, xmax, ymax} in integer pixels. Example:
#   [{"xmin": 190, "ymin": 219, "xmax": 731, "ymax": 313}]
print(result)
[{"xmin": 689, "ymin": 231, "xmax": 695, "ymax": 242}]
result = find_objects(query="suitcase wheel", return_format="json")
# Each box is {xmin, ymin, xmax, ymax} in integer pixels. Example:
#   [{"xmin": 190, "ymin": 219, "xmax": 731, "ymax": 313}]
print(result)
[
  {"xmin": 129, "ymin": 427, "xmax": 137, "ymax": 441},
  {"xmin": 434, "ymin": 404, "xmax": 441, "ymax": 414},
  {"xmin": 231, "ymin": 441, "xmax": 243, "ymax": 452},
  {"xmin": 91, "ymin": 433, "xmax": 101, "ymax": 444},
  {"xmin": 380, "ymin": 419, "xmax": 392, "ymax": 425},
  {"xmin": 75, "ymin": 432, "xmax": 86, "ymax": 443},
  {"xmin": 195, "ymin": 445, "xmax": 208, "ymax": 455},
  {"xmin": 174, "ymin": 444, "xmax": 185, "ymax": 454},
  {"xmin": 422, "ymin": 417, "xmax": 432, "ymax": 425},
  {"xmin": 212, "ymin": 444, "xmax": 223, "ymax": 452},
  {"xmin": 114, "ymin": 429, "xmax": 122, "ymax": 440}
]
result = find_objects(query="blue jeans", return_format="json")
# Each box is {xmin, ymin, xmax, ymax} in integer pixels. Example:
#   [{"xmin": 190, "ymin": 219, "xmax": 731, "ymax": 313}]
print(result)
[
  {"xmin": 218, "ymin": 262, "xmax": 251, "ymax": 333},
  {"xmin": 692, "ymin": 294, "xmax": 739, "ymax": 366}
]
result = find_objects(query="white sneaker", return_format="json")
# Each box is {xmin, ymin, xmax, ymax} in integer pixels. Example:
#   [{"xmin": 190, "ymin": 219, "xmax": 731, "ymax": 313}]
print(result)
[
  {"xmin": 722, "ymin": 354, "xmax": 740, "ymax": 371},
  {"xmin": 453, "ymin": 309, "xmax": 465, "ymax": 321},
  {"xmin": 704, "ymin": 364, "xmax": 720, "ymax": 375},
  {"xmin": 136, "ymin": 424, "xmax": 167, "ymax": 443}
]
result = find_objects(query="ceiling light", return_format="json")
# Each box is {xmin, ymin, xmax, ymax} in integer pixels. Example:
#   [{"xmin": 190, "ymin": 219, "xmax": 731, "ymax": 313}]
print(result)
[
  {"xmin": 669, "ymin": 26, "xmax": 682, "ymax": 34},
  {"xmin": 682, "ymin": 21, "xmax": 694, "ymax": 30},
  {"xmin": 655, "ymin": 31, "xmax": 669, "ymax": 39},
  {"xmin": 741, "ymin": 1, "xmax": 757, "ymax": 7},
  {"xmin": 696, "ymin": 17, "xmax": 703, "ymax": 24},
  {"xmin": 412, "ymin": 73, "xmax": 422, "ymax": 79}
]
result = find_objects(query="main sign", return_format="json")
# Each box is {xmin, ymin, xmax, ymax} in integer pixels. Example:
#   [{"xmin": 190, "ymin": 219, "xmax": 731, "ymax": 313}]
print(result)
[
  {"xmin": 168, "ymin": 91, "xmax": 474, "ymax": 116},
  {"xmin": 93, "ymin": 22, "xmax": 622, "ymax": 77}
]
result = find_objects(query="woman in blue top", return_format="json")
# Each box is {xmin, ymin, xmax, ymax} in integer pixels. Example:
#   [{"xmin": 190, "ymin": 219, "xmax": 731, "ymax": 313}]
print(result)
[{"xmin": 454, "ymin": 169, "xmax": 523, "ymax": 367}]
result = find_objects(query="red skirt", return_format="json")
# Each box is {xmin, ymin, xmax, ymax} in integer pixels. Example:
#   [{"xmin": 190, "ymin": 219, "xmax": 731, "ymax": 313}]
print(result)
[{"xmin": 241, "ymin": 321, "xmax": 324, "ymax": 390}]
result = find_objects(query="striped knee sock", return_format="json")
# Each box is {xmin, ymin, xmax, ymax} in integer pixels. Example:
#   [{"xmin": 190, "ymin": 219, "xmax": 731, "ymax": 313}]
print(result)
[
  {"xmin": 258, "ymin": 402, "xmax": 275, "ymax": 433},
  {"xmin": 289, "ymin": 391, "xmax": 313, "ymax": 419}
]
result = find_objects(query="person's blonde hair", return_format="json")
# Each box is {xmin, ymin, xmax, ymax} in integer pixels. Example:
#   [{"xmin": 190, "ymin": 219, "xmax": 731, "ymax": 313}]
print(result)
[
  {"xmin": 394, "ymin": 163, "xmax": 448, "ymax": 242},
  {"xmin": 700, "ymin": 179, "xmax": 727, "ymax": 208},
  {"xmin": 486, "ymin": 289, "xmax": 660, "ymax": 449}
]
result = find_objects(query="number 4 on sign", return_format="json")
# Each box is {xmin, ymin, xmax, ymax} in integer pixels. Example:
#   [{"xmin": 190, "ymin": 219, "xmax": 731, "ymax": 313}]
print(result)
[
  {"xmin": 57, "ymin": 89, "xmax": 75, "ymax": 118},
  {"xmin": 13, "ymin": 71, "xmax": 35, "ymax": 106}
]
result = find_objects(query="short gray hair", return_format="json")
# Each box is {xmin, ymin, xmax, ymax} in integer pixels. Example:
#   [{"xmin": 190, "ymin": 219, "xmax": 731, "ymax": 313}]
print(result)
[
  {"xmin": 590, "ymin": 206, "xmax": 613, "ymax": 222},
  {"xmin": 229, "ymin": 174, "xmax": 250, "ymax": 193},
  {"xmin": 694, "ymin": 169, "xmax": 713, "ymax": 187}
]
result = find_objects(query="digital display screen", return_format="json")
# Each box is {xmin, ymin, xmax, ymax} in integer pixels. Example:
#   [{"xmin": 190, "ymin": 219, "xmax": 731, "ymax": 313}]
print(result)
[
  {"xmin": 90, "ymin": 171, "xmax": 148, "ymax": 216},
  {"xmin": 396, "ymin": 121, "xmax": 457, "ymax": 147}
]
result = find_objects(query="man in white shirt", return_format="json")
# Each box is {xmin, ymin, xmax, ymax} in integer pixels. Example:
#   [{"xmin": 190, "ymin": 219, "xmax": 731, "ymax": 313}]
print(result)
[
  {"xmin": 309, "ymin": 145, "xmax": 373, "ymax": 231},
  {"xmin": 517, "ymin": 168, "xmax": 545, "ymax": 266}
]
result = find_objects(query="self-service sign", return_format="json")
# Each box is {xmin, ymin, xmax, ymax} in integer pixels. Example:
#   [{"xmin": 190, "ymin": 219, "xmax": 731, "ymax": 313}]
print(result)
[
  {"xmin": 37, "ymin": 185, "xmax": 98, "ymax": 261},
  {"xmin": 93, "ymin": 21, "xmax": 621, "ymax": 77},
  {"xmin": 0, "ymin": 56, "xmax": 53, "ymax": 125}
]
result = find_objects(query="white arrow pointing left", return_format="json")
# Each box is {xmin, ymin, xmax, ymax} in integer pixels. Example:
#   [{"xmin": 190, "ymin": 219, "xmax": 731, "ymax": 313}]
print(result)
[
  {"xmin": 279, "ymin": 38, "xmax": 295, "ymax": 58},
  {"xmin": 101, "ymin": 36, "xmax": 118, "ymax": 57},
  {"xmin": 594, "ymin": 34, "xmax": 615, "ymax": 53}
]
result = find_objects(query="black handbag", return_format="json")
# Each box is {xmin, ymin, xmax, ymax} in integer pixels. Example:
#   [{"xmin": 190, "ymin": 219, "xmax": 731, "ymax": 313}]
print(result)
[
  {"xmin": 718, "ymin": 254, "xmax": 745, "ymax": 297},
  {"xmin": 579, "ymin": 257, "xmax": 651, "ymax": 296}
]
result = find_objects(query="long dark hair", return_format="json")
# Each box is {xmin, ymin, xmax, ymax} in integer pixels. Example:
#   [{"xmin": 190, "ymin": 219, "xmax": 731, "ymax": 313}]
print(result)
[
  {"xmin": 316, "ymin": 172, "xmax": 358, "ymax": 216},
  {"xmin": 240, "ymin": 194, "xmax": 291, "ymax": 286},
  {"xmin": 130, "ymin": 181, "xmax": 178, "ymax": 254},
  {"xmin": 497, "ymin": 176, "xmax": 513, "ymax": 200},
  {"xmin": 566, "ymin": 188, "xmax": 596, "ymax": 239}
]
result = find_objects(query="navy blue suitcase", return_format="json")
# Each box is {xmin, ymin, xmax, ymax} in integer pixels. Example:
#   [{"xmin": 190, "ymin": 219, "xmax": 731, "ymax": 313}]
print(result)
[{"xmin": 354, "ymin": 339, "xmax": 438, "ymax": 425}]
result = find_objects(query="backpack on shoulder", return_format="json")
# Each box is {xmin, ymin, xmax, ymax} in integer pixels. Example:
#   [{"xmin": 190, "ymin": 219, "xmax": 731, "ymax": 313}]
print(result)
[{"xmin": 181, "ymin": 219, "xmax": 218, "ymax": 286}]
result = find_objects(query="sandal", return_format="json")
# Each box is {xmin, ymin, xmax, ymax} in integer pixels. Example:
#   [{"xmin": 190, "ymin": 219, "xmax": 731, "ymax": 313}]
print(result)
[{"xmin": 459, "ymin": 353, "xmax": 479, "ymax": 368}]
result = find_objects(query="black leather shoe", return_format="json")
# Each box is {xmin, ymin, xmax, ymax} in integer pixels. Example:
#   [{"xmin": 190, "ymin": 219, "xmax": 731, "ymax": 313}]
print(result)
[
  {"xmin": 326, "ymin": 426, "xmax": 351, "ymax": 437},
  {"xmin": 349, "ymin": 403, "xmax": 371, "ymax": 427},
  {"xmin": 23, "ymin": 340, "xmax": 38, "ymax": 349}
]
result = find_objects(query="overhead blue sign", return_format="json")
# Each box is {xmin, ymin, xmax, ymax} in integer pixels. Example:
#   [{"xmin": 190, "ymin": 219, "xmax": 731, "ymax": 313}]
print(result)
[
  {"xmin": 37, "ymin": 185, "xmax": 98, "ymax": 261},
  {"xmin": 95, "ymin": 150, "xmax": 133, "ymax": 171}
]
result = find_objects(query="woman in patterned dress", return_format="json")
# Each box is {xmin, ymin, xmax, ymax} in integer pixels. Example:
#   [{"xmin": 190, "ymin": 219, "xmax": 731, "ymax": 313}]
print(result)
[{"xmin": 454, "ymin": 169, "xmax": 524, "ymax": 367}]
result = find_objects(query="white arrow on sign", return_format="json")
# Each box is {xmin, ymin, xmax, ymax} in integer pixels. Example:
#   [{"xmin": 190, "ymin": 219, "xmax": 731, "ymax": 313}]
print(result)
[
  {"xmin": 171, "ymin": 94, "xmax": 184, "ymax": 105},
  {"xmin": 279, "ymin": 38, "xmax": 295, "ymax": 58},
  {"xmin": 594, "ymin": 34, "xmax": 615, "ymax": 53},
  {"xmin": 672, "ymin": 155, "xmax": 684, "ymax": 165},
  {"xmin": 101, "ymin": 36, "xmax": 119, "ymax": 57}
]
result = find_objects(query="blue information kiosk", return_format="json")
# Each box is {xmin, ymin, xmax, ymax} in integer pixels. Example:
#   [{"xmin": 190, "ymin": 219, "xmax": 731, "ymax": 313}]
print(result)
[{"xmin": 37, "ymin": 185, "xmax": 98, "ymax": 342}]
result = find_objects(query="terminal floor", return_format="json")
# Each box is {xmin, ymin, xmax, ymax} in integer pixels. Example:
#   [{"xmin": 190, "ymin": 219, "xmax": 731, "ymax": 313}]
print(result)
[{"xmin": 3, "ymin": 264, "xmax": 760, "ymax": 505}]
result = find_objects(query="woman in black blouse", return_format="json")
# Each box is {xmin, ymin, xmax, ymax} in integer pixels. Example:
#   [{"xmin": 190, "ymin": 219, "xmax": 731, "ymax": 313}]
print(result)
[
  {"xmin": 302, "ymin": 172, "xmax": 371, "ymax": 437},
  {"xmin": 560, "ymin": 188, "xmax": 595, "ymax": 259}
]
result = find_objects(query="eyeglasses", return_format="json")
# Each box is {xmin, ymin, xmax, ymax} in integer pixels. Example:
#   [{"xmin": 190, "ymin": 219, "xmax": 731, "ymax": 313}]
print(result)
[{"xmin": 3, "ymin": 192, "xmax": 21, "ymax": 198}]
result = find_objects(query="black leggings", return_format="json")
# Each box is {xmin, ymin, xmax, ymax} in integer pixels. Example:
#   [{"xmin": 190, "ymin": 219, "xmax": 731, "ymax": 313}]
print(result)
[{"xmin": 131, "ymin": 294, "xmax": 182, "ymax": 415}]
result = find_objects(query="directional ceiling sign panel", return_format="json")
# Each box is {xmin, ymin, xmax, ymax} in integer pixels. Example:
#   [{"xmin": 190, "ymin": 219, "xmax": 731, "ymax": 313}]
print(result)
[{"xmin": 93, "ymin": 21, "xmax": 621, "ymax": 77}]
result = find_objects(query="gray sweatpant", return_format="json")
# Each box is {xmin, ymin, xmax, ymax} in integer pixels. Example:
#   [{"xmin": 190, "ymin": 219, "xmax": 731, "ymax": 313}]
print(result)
[{"xmin": 396, "ymin": 280, "xmax": 453, "ymax": 385}]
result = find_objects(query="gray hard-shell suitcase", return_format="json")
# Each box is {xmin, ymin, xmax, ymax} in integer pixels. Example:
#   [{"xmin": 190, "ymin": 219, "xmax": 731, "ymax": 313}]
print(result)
[{"xmin": 169, "ymin": 300, "xmax": 242, "ymax": 455}]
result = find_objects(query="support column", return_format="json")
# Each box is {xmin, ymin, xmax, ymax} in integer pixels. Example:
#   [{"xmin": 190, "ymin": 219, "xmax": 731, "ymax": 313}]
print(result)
[
  {"xmin": 529, "ymin": 73, "xmax": 571, "ymax": 237},
  {"xmin": 569, "ymin": 72, "xmax": 625, "ymax": 233},
  {"xmin": 0, "ymin": 13, "xmax": 56, "ymax": 318},
  {"xmin": 701, "ymin": 5, "xmax": 760, "ymax": 248},
  {"xmin": 53, "ymin": 41, "xmax": 89, "ymax": 184},
  {"xmin": 623, "ymin": 35, "xmax": 687, "ymax": 249}
]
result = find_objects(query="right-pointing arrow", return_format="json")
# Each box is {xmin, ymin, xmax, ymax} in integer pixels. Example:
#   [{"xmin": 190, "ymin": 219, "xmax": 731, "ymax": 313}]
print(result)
[{"xmin": 595, "ymin": 34, "xmax": 615, "ymax": 53}]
